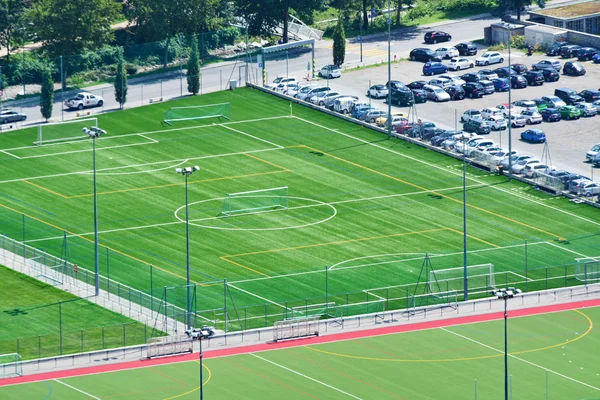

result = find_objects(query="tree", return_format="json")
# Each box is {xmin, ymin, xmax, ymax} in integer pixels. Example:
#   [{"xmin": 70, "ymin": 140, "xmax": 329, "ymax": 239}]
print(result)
[
  {"xmin": 28, "ymin": 0, "xmax": 120, "ymax": 58},
  {"xmin": 496, "ymin": 0, "xmax": 546, "ymax": 20},
  {"xmin": 395, "ymin": 0, "xmax": 403, "ymax": 25},
  {"xmin": 332, "ymin": 18, "xmax": 345, "ymax": 66},
  {"xmin": 187, "ymin": 36, "xmax": 200, "ymax": 95},
  {"xmin": 0, "ymin": 0, "xmax": 30, "ymax": 62},
  {"xmin": 114, "ymin": 47, "xmax": 128, "ymax": 109},
  {"xmin": 40, "ymin": 65, "xmax": 53, "ymax": 122}
]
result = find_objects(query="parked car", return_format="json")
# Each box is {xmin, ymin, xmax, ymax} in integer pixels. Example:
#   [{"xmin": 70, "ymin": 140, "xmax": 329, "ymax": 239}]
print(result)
[
  {"xmin": 424, "ymin": 31, "xmax": 452, "ymax": 44},
  {"xmin": 435, "ymin": 47, "xmax": 459, "ymax": 59},
  {"xmin": 593, "ymin": 99, "xmax": 600, "ymax": 111},
  {"xmin": 64, "ymin": 92, "xmax": 104, "ymax": 110},
  {"xmin": 481, "ymin": 107, "xmax": 504, "ymax": 119},
  {"xmin": 579, "ymin": 89, "xmax": 600, "ymax": 103},
  {"xmin": 411, "ymin": 89, "xmax": 428, "ymax": 103},
  {"xmin": 0, "ymin": 109, "xmax": 27, "ymax": 124},
  {"xmin": 304, "ymin": 86, "xmax": 331, "ymax": 102},
  {"xmin": 265, "ymin": 76, "xmax": 297, "ymax": 90},
  {"xmin": 492, "ymin": 78, "xmax": 510, "ymax": 92},
  {"xmin": 479, "ymin": 80, "xmax": 495, "ymax": 95},
  {"xmin": 499, "ymin": 154, "xmax": 532, "ymax": 170},
  {"xmin": 523, "ymin": 71, "xmax": 544, "ymax": 86},
  {"xmin": 540, "ymin": 108, "xmax": 562, "ymax": 122},
  {"xmin": 563, "ymin": 62, "xmax": 586, "ymax": 76},
  {"xmin": 577, "ymin": 47, "xmax": 598, "ymax": 61},
  {"xmin": 520, "ymin": 110, "xmax": 543, "ymax": 124},
  {"xmin": 523, "ymin": 164, "xmax": 550, "ymax": 178},
  {"xmin": 511, "ymin": 64, "xmax": 528, "ymax": 74},
  {"xmin": 467, "ymin": 140, "xmax": 496, "ymax": 156},
  {"xmin": 410, "ymin": 48, "xmax": 441, "ymax": 62},
  {"xmin": 560, "ymin": 45, "xmax": 581, "ymax": 58},
  {"xmin": 360, "ymin": 109, "xmax": 388, "ymax": 122},
  {"xmin": 462, "ymin": 82, "xmax": 485, "ymax": 98},
  {"xmin": 447, "ymin": 57, "xmax": 474, "ymax": 71},
  {"xmin": 485, "ymin": 116, "xmax": 508, "ymax": 130},
  {"xmin": 494, "ymin": 67, "xmax": 517, "ymax": 78},
  {"xmin": 367, "ymin": 84, "xmax": 389, "ymax": 99},
  {"xmin": 511, "ymin": 159, "xmax": 540, "ymax": 175},
  {"xmin": 460, "ymin": 73, "xmax": 481, "ymax": 83},
  {"xmin": 423, "ymin": 84, "xmax": 451, "ymax": 101},
  {"xmin": 510, "ymin": 75, "xmax": 528, "ymax": 89},
  {"xmin": 574, "ymin": 102, "xmax": 598, "ymax": 117},
  {"xmin": 475, "ymin": 52, "xmax": 504, "ymax": 66},
  {"xmin": 286, "ymin": 84, "xmax": 305, "ymax": 97},
  {"xmin": 443, "ymin": 85, "xmax": 466, "ymax": 100},
  {"xmin": 569, "ymin": 178, "xmax": 593, "ymax": 194},
  {"xmin": 531, "ymin": 59, "xmax": 561, "ymax": 72},
  {"xmin": 333, "ymin": 96, "xmax": 359, "ymax": 114},
  {"xmin": 541, "ymin": 95, "xmax": 567, "ymax": 108},
  {"xmin": 593, "ymin": 54, "xmax": 600, "ymax": 63},
  {"xmin": 554, "ymin": 88, "xmax": 584, "ymax": 105},
  {"xmin": 439, "ymin": 74, "xmax": 466, "ymax": 86},
  {"xmin": 579, "ymin": 182, "xmax": 600, "ymax": 197},
  {"xmin": 478, "ymin": 69, "xmax": 499, "ymax": 80},
  {"xmin": 455, "ymin": 42, "xmax": 478, "ymax": 56},
  {"xmin": 513, "ymin": 100, "xmax": 538, "ymax": 113},
  {"xmin": 324, "ymin": 94, "xmax": 349, "ymax": 110},
  {"xmin": 463, "ymin": 119, "xmax": 491, "ymax": 134},
  {"xmin": 461, "ymin": 109, "xmax": 482, "ymax": 122},
  {"xmin": 541, "ymin": 69, "xmax": 560, "ymax": 82},
  {"xmin": 311, "ymin": 90, "xmax": 340, "ymax": 106},
  {"xmin": 531, "ymin": 98, "xmax": 548, "ymax": 112},
  {"xmin": 407, "ymin": 80, "xmax": 428, "ymax": 90},
  {"xmin": 508, "ymin": 113, "xmax": 527, "ymax": 127},
  {"xmin": 521, "ymin": 129, "xmax": 546, "ymax": 143},
  {"xmin": 423, "ymin": 62, "xmax": 448, "ymax": 75},
  {"xmin": 557, "ymin": 105, "xmax": 582, "ymax": 120},
  {"xmin": 586, "ymin": 143, "xmax": 600, "ymax": 162},
  {"xmin": 352, "ymin": 103, "xmax": 375, "ymax": 119},
  {"xmin": 295, "ymin": 85, "xmax": 317, "ymax": 99},
  {"xmin": 318, "ymin": 65, "xmax": 342, "ymax": 78},
  {"xmin": 496, "ymin": 103, "xmax": 517, "ymax": 117},
  {"xmin": 387, "ymin": 81, "xmax": 415, "ymax": 106},
  {"xmin": 376, "ymin": 114, "xmax": 408, "ymax": 127},
  {"xmin": 428, "ymin": 77, "xmax": 453, "ymax": 88},
  {"xmin": 546, "ymin": 42, "xmax": 571, "ymax": 56}
]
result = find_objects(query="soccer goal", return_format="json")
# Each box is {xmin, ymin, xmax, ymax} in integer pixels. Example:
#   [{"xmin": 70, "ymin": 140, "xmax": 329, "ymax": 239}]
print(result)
[
  {"xmin": 273, "ymin": 315, "xmax": 320, "ymax": 342},
  {"xmin": 34, "ymin": 117, "xmax": 98, "ymax": 146},
  {"xmin": 430, "ymin": 264, "xmax": 495, "ymax": 294},
  {"xmin": 163, "ymin": 103, "xmax": 230, "ymax": 125},
  {"xmin": 408, "ymin": 290, "xmax": 458, "ymax": 312},
  {"xmin": 575, "ymin": 257, "xmax": 600, "ymax": 283},
  {"xmin": 146, "ymin": 335, "xmax": 193, "ymax": 359},
  {"xmin": 0, "ymin": 353, "xmax": 23, "ymax": 378},
  {"xmin": 221, "ymin": 186, "xmax": 288, "ymax": 216}
]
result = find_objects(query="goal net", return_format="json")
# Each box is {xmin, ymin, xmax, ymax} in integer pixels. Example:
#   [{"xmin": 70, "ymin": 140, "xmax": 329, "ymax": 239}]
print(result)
[
  {"xmin": 163, "ymin": 103, "xmax": 230, "ymax": 125},
  {"xmin": 221, "ymin": 186, "xmax": 288, "ymax": 216},
  {"xmin": 408, "ymin": 290, "xmax": 458, "ymax": 311},
  {"xmin": 334, "ymin": 299, "xmax": 386, "ymax": 321},
  {"xmin": 0, "ymin": 353, "xmax": 23, "ymax": 378},
  {"xmin": 146, "ymin": 335, "xmax": 193, "ymax": 359},
  {"xmin": 430, "ymin": 264, "xmax": 495, "ymax": 294},
  {"xmin": 34, "ymin": 117, "xmax": 98, "ymax": 146},
  {"xmin": 273, "ymin": 316, "xmax": 320, "ymax": 342},
  {"xmin": 575, "ymin": 257, "xmax": 600, "ymax": 283},
  {"xmin": 287, "ymin": 302, "xmax": 336, "ymax": 319}
]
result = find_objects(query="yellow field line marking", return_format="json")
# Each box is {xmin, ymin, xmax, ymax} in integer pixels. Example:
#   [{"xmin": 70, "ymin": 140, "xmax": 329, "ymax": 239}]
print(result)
[
  {"xmin": 302, "ymin": 145, "xmax": 564, "ymax": 241},
  {"xmin": 243, "ymin": 153, "xmax": 290, "ymax": 171},
  {"xmin": 23, "ymin": 180, "xmax": 69, "ymax": 199},
  {"xmin": 445, "ymin": 227, "xmax": 500, "ymax": 248},
  {"xmin": 161, "ymin": 362, "xmax": 212, "ymax": 400},
  {"xmin": 220, "ymin": 256, "xmax": 271, "ymax": 278}
]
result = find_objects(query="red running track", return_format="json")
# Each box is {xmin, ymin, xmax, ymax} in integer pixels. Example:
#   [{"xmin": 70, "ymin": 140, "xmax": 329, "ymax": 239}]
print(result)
[{"xmin": 2, "ymin": 298, "xmax": 599, "ymax": 387}]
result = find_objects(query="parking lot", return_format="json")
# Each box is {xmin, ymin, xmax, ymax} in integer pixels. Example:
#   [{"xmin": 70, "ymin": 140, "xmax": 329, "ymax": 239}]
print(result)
[{"xmin": 315, "ymin": 47, "xmax": 600, "ymax": 179}]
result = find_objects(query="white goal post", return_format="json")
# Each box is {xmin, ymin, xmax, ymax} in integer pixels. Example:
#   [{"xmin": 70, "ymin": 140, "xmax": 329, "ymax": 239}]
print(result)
[
  {"xmin": 35, "ymin": 117, "xmax": 98, "ymax": 146},
  {"xmin": 575, "ymin": 257, "xmax": 600, "ymax": 283},
  {"xmin": 0, "ymin": 353, "xmax": 23, "ymax": 378},
  {"xmin": 163, "ymin": 103, "xmax": 230, "ymax": 125},
  {"xmin": 430, "ymin": 264, "xmax": 495, "ymax": 293},
  {"xmin": 273, "ymin": 316, "xmax": 320, "ymax": 342},
  {"xmin": 146, "ymin": 335, "xmax": 193, "ymax": 359},
  {"xmin": 221, "ymin": 186, "xmax": 288, "ymax": 216}
]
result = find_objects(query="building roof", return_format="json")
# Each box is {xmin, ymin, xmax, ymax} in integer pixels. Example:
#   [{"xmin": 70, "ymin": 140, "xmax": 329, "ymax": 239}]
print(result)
[{"xmin": 532, "ymin": 2, "xmax": 600, "ymax": 20}]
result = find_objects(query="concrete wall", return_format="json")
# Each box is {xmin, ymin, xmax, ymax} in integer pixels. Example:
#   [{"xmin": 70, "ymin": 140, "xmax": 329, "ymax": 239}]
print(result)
[
  {"xmin": 503, "ymin": 16, "xmax": 600, "ymax": 48},
  {"xmin": 524, "ymin": 26, "xmax": 567, "ymax": 47}
]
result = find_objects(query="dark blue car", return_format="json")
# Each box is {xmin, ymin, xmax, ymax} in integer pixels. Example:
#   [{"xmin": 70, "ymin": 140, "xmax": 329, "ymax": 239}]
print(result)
[
  {"xmin": 521, "ymin": 129, "xmax": 546, "ymax": 143},
  {"xmin": 423, "ymin": 62, "xmax": 448, "ymax": 76},
  {"xmin": 492, "ymin": 78, "xmax": 510, "ymax": 92},
  {"xmin": 593, "ymin": 53, "xmax": 600, "ymax": 63},
  {"xmin": 540, "ymin": 108, "xmax": 562, "ymax": 122}
]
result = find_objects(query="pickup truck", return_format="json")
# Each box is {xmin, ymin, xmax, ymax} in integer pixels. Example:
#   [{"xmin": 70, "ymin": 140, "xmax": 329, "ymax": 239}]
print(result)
[{"xmin": 64, "ymin": 92, "xmax": 104, "ymax": 110}]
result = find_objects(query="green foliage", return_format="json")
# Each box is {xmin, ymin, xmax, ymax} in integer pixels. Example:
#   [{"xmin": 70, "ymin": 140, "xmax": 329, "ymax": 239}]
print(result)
[
  {"xmin": 187, "ymin": 36, "xmax": 201, "ymax": 95},
  {"xmin": 407, "ymin": 0, "xmax": 498, "ymax": 20},
  {"xmin": 40, "ymin": 65, "xmax": 54, "ymax": 121},
  {"xmin": 114, "ymin": 47, "xmax": 128, "ymax": 109},
  {"xmin": 332, "ymin": 18, "xmax": 346, "ymax": 66},
  {"xmin": 0, "ymin": 0, "xmax": 30, "ymax": 62}
]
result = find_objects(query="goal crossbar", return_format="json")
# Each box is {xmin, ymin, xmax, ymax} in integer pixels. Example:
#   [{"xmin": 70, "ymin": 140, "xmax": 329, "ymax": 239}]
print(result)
[
  {"xmin": 35, "ymin": 117, "xmax": 98, "ymax": 146},
  {"xmin": 163, "ymin": 103, "xmax": 230, "ymax": 125},
  {"xmin": 430, "ymin": 264, "xmax": 495, "ymax": 293}
]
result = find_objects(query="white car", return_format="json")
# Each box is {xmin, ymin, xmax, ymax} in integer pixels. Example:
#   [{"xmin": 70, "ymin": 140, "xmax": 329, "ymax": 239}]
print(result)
[
  {"xmin": 512, "ymin": 159, "xmax": 541, "ymax": 174},
  {"xmin": 485, "ymin": 116, "xmax": 508, "ymax": 130},
  {"xmin": 475, "ymin": 52, "xmax": 504, "ymax": 66},
  {"xmin": 318, "ymin": 65, "xmax": 342, "ymax": 79},
  {"xmin": 311, "ymin": 91, "xmax": 340, "ymax": 106},
  {"xmin": 185, "ymin": 326, "xmax": 216, "ymax": 339},
  {"xmin": 367, "ymin": 84, "xmax": 389, "ymax": 99},
  {"xmin": 294, "ymin": 85, "xmax": 316, "ymax": 99},
  {"xmin": 423, "ymin": 85, "xmax": 451, "ymax": 102},
  {"xmin": 467, "ymin": 139, "xmax": 496, "ymax": 156},
  {"xmin": 297, "ymin": 86, "xmax": 329, "ymax": 101},
  {"xmin": 480, "ymin": 107, "xmax": 504, "ymax": 119},
  {"xmin": 439, "ymin": 74, "xmax": 466, "ymax": 86},
  {"xmin": 496, "ymin": 103, "xmax": 518, "ymax": 117},
  {"xmin": 456, "ymin": 136, "xmax": 484, "ymax": 154},
  {"xmin": 266, "ymin": 76, "xmax": 297, "ymax": 90},
  {"xmin": 523, "ymin": 164, "xmax": 550, "ymax": 178},
  {"xmin": 435, "ymin": 47, "xmax": 460, "ymax": 59},
  {"xmin": 520, "ymin": 110, "xmax": 543, "ymax": 124},
  {"xmin": 513, "ymin": 100, "xmax": 538, "ymax": 113},
  {"xmin": 508, "ymin": 114, "xmax": 527, "ymax": 128},
  {"xmin": 580, "ymin": 182, "xmax": 600, "ymax": 197},
  {"xmin": 461, "ymin": 109, "xmax": 482, "ymax": 122},
  {"xmin": 428, "ymin": 77, "xmax": 453, "ymax": 88},
  {"xmin": 586, "ymin": 143, "xmax": 600, "ymax": 162},
  {"xmin": 448, "ymin": 57, "xmax": 474, "ymax": 71},
  {"xmin": 285, "ymin": 84, "xmax": 304, "ymax": 97}
]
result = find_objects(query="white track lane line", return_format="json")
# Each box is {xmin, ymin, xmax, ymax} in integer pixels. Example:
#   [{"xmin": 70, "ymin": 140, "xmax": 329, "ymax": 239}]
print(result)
[
  {"xmin": 440, "ymin": 327, "xmax": 600, "ymax": 392},
  {"xmin": 250, "ymin": 353, "xmax": 363, "ymax": 399},
  {"xmin": 54, "ymin": 379, "xmax": 102, "ymax": 399}
]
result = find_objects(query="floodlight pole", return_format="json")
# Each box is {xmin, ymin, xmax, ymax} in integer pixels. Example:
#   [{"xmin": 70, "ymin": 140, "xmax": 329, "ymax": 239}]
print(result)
[
  {"xmin": 199, "ymin": 337, "xmax": 204, "ymax": 400},
  {"xmin": 503, "ymin": 292, "xmax": 509, "ymax": 400},
  {"xmin": 386, "ymin": 0, "xmax": 392, "ymax": 138},
  {"xmin": 461, "ymin": 110, "xmax": 468, "ymax": 301},
  {"xmin": 507, "ymin": 27, "xmax": 513, "ymax": 182}
]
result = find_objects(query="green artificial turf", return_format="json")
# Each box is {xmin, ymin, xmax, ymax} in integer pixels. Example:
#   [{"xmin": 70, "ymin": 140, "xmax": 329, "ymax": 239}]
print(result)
[
  {"xmin": 0, "ymin": 266, "xmax": 151, "ymax": 360},
  {"xmin": 1, "ymin": 306, "xmax": 599, "ymax": 399},
  {"xmin": 0, "ymin": 87, "xmax": 599, "ymax": 333}
]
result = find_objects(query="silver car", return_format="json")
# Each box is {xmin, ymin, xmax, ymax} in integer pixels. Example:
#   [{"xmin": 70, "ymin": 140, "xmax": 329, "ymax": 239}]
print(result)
[
  {"xmin": 508, "ymin": 114, "xmax": 527, "ymax": 128},
  {"xmin": 520, "ymin": 110, "xmax": 543, "ymax": 124},
  {"xmin": 574, "ymin": 102, "xmax": 597, "ymax": 117}
]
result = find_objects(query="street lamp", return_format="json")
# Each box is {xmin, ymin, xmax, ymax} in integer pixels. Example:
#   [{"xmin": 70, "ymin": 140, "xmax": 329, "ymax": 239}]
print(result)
[
  {"xmin": 175, "ymin": 165, "xmax": 200, "ymax": 330},
  {"xmin": 506, "ymin": 25, "xmax": 515, "ymax": 181},
  {"xmin": 82, "ymin": 126, "xmax": 107, "ymax": 296},
  {"xmin": 491, "ymin": 287, "xmax": 522, "ymax": 400}
]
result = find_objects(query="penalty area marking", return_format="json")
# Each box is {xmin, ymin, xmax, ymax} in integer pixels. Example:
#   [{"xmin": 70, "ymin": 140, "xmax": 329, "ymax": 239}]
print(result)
[{"xmin": 54, "ymin": 379, "xmax": 101, "ymax": 399}]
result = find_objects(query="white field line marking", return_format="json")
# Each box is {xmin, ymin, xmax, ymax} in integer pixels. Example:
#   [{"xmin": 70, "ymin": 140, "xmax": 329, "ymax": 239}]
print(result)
[
  {"xmin": 440, "ymin": 327, "xmax": 600, "ymax": 392},
  {"xmin": 227, "ymin": 283, "xmax": 288, "ymax": 310},
  {"xmin": 137, "ymin": 133, "xmax": 158, "ymax": 143},
  {"xmin": 220, "ymin": 124, "xmax": 284, "ymax": 149},
  {"xmin": 54, "ymin": 379, "xmax": 102, "ymax": 399},
  {"xmin": 0, "ymin": 147, "xmax": 281, "ymax": 184},
  {"xmin": 292, "ymin": 116, "xmax": 600, "ymax": 228},
  {"xmin": 15, "ymin": 141, "xmax": 156, "ymax": 160},
  {"xmin": 250, "ymin": 353, "xmax": 363, "ymax": 399},
  {"xmin": 0, "ymin": 149, "xmax": 21, "ymax": 159},
  {"xmin": 545, "ymin": 241, "xmax": 590, "ymax": 258},
  {"xmin": 22, "ymin": 184, "xmax": 484, "ymax": 243},
  {"xmin": 363, "ymin": 290, "xmax": 386, "ymax": 300},
  {"xmin": 507, "ymin": 271, "xmax": 532, "ymax": 281}
]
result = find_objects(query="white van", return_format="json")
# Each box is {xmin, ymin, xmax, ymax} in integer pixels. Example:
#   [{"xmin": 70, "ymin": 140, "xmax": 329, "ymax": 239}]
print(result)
[{"xmin": 333, "ymin": 97, "xmax": 360, "ymax": 114}]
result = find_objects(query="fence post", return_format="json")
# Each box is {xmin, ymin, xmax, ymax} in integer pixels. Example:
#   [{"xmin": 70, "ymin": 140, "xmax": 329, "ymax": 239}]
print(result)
[
  {"xmin": 38, "ymin": 336, "xmax": 41, "ymax": 359},
  {"xmin": 564, "ymin": 264, "xmax": 567, "ymax": 288},
  {"xmin": 59, "ymin": 300, "xmax": 63, "ymax": 355},
  {"xmin": 17, "ymin": 338, "xmax": 20, "ymax": 356},
  {"xmin": 123, "ymin": 324, "xmax": 126, "ymax": 346},
  {"xmin": 107, "ymin": 247, "xmax": 110, "ymax": 296},
  {"xmin": 546, "ymin": 267, "xmax": 548, "ymax": 290},
  {"xmin": 264, "ymin": 304, "xmax": 268, "ymax": 328},
  {"xmin": 102, "ymin": 326, "xmax": 105, "ymax": 349},
  {"xmin": 81, "ymin": 329, "xmax": 84, "ymax": 353}
]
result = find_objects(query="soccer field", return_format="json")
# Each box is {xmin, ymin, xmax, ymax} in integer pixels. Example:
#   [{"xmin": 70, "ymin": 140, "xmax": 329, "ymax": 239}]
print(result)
[
  {"xmin": 1, "ymin": 304, "xmax": 599, "ymax": 399},
  {"xmin": 1, "ymin": 88, "xmax": 599, "ymax": 333}
]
